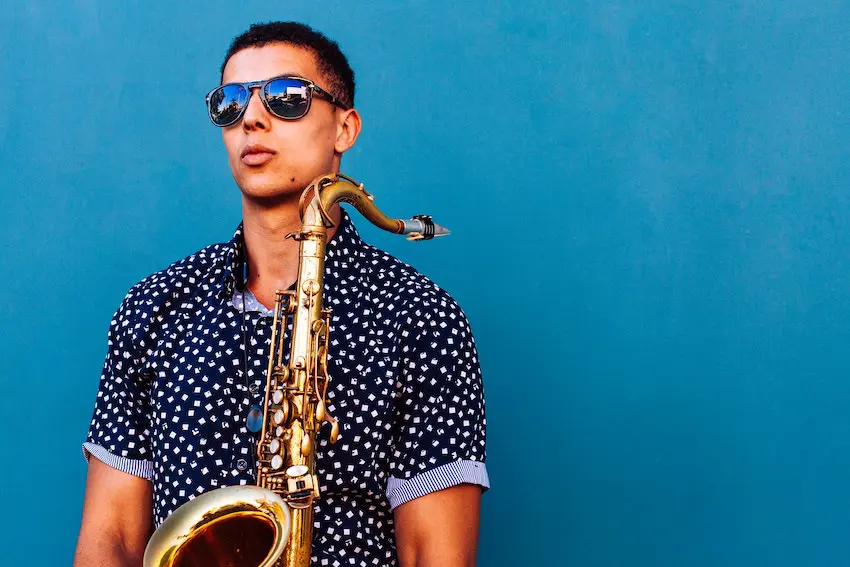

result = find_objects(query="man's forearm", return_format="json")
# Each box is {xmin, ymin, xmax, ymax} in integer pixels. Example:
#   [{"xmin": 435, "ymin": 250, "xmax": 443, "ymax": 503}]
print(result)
[
  {"xmin": 75, "ymin": 457, "xmax": 153, "ymax": 567},
  {"xmin": 73, "ymin": 532, "xmax": 145, "ymax": 567},
  {"xmin": 395, "ymin": 484, "xmax": 482, "ymax": 567},
  {"xmin": 400, "ymin": 549, "xmax": 477, "ymax": 567}
]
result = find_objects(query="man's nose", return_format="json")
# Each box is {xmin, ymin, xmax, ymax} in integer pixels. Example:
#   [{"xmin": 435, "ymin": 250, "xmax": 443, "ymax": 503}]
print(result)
[{"xmin": 241, "ymin": 87, "xmax": 270, "ymax": 130}]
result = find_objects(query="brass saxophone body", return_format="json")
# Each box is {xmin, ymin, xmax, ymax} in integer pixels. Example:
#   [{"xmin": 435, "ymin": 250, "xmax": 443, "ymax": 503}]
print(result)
[{"xmin": 144, "ymin": 173, "xmax": 448, "ymax": 567}]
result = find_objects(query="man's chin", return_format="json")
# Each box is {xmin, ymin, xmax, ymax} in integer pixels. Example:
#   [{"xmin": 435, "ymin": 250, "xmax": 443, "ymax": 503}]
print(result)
[{"xmin": 238, "ymin": 183, "xmax": 303, "ymax": 206}]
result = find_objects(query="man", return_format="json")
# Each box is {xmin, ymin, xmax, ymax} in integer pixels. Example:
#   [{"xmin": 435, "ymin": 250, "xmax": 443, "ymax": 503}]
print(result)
[{"xmin": 74, "ymin": 21, "xmax": 488, "ymax": 567}]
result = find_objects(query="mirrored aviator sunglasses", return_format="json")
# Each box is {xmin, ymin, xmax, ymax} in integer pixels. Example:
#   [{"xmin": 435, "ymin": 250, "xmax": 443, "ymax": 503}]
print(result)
[{"xmin": 206, "ymin": 76, "xmax": 349, "ymax": 127}]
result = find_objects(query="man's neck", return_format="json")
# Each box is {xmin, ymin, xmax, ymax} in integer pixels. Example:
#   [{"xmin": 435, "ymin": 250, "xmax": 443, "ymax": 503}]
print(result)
[{"xmin": 241, "ymin": 193, "xmax": 340, "ymax": 309}]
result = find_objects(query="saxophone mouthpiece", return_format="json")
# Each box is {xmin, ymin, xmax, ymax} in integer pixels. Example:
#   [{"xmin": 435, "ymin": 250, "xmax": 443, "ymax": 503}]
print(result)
[{"xmin": 403, "ymin": 215, "xmax": 450, "ymax": 241}]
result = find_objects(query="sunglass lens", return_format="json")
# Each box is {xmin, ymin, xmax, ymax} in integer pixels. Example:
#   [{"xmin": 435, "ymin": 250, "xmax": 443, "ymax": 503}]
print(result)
[
  {"xmin": 209, "ymin": 84, "xmax": 248, "ymax": 126},
  {"xmin": 265, "ymin": 78, "xmax": 310, "ymax": 119}
]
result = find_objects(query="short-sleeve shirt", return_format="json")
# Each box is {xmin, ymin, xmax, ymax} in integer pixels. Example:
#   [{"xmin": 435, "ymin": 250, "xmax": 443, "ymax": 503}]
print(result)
[{"xmin": 83, "ymin": 210, "xmax": 488, "ymax": 566}]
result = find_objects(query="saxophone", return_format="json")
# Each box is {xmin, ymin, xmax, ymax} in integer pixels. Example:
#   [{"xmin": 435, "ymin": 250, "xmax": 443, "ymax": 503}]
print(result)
[{"xmin": 143, "ymin": 173, "xmax": 449, "ymax": 567}]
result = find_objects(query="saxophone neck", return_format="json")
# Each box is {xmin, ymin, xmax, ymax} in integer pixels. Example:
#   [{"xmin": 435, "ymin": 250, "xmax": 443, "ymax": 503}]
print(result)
[{"xmin": 299, "ymin": 173, "xmax": 451, "ymax": 240}]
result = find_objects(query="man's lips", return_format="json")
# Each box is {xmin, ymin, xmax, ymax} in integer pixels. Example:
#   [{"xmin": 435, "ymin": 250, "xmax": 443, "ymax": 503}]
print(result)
[{"xmin": 241, "ymin": 144, "xmax": 276, "ymax": 166}]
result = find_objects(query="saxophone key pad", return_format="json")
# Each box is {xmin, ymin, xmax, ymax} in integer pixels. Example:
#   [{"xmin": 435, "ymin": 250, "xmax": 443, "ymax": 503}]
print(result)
[
  {"xmin": 270, "ymin": 454, "xmax": 283, "ymax": 470},
  {"xmin": 286, "ymin": 465, "xmax": 309, "ymax": 478}
]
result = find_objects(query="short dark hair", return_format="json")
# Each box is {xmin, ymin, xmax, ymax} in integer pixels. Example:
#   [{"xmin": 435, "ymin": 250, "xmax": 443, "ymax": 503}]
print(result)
[{"xmin": 220, "ymin": 21, "xmax": 355, "ymax": 108}]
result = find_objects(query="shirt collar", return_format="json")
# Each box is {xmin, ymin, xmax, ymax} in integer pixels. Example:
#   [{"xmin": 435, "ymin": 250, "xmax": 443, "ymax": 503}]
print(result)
[{"xmin": 218, "ymin": 209, "xmax": 362, "ymax": 300}]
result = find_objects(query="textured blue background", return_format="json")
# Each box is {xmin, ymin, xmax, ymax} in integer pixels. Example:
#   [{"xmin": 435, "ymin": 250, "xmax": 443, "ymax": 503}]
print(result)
[{"xmin": 2, "ymin": 1, "xmax": 849, "ymax": 565}]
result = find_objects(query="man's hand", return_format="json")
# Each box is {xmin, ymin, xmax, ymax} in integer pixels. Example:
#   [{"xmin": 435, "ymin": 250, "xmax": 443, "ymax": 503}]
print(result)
[
  {"xmin": 74, "ymin": 455, "xmax": 153, "ymax": 567},
  {"xmin": 394, "ymin": 483, "xmax": 482, "ymax": 567}
]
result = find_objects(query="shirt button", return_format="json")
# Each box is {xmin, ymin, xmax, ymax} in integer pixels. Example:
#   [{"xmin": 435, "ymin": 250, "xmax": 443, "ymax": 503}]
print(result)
[
  {"xmin": 249, "ymin": 384, "xmax": 260, "ymax": 395},
  {"xmin": 236, "ymin": 458, "xmax": 249, "ymax": 472}
]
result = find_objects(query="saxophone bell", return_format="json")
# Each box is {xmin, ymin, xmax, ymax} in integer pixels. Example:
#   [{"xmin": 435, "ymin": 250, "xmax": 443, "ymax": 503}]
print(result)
[{"xmin": 143, "ymin": 486, "xmax": 291, "ymax": 567}]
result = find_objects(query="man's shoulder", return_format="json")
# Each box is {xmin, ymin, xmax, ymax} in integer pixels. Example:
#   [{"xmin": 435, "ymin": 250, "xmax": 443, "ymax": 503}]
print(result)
[
  {"xmin": 356, "ymin": 241, "xmax": 467, "ymax": 323},
  {"xmin": 119, "ymin": 240, "xmax": 232, "ymax": 311}
]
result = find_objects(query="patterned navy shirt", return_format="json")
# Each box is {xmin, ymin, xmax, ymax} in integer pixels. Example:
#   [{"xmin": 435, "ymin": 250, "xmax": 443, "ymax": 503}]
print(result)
[{"xmin": 83, "ymin": 210, "xmax": 488, "ymax": 566}]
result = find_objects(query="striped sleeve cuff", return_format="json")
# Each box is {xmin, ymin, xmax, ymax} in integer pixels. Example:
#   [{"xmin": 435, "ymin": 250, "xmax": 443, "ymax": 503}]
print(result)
[
  {"xmin": 386, "ymin": 459, "xmax": 490, "ymax": 510},
  {"xmin": 82, "ymin": 442, "xmax": 154, "ymax": 480}
]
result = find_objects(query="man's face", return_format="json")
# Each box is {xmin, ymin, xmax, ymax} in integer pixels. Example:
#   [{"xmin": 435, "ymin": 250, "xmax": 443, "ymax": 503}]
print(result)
[{"xmin": 220, "ymin": 43, "xmax": 343, "ymax": 201}]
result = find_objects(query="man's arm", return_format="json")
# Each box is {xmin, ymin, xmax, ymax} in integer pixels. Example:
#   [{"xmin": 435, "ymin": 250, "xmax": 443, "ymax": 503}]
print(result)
[
  {"xmin": 74, "ymin": 456, "xmax": 153, "ymax": 567},
  {"xmin": 394, "ymin": 484, "xmax": 482, "ymax": 567}
]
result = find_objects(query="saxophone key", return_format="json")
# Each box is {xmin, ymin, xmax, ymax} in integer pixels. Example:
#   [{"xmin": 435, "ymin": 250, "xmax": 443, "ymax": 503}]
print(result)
[
  {"xmin": 286, "ymin": 465, "xmax": 308, "ymax": 477},
  {"xmin": 272, "ymin": 365, "xmax": 290, "ymax": 384},
  {"xmin": 330, "ymin": 419, "xmax": 340, "ymax": 444}
]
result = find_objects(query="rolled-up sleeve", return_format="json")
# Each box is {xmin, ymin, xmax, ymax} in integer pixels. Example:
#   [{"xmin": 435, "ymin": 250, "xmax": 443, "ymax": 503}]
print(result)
[
  {"xmin": 386, "ymin": 290, "xmax": 488, "ymax": 510},
  {"xmin": 83, "ymin": 287, "xmax": 154, "ymax": 480}
]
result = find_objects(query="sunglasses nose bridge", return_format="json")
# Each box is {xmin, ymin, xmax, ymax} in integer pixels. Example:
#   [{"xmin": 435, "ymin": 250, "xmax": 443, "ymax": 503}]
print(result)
[{"xmin": 241, "ymin": 84, "xmax": 274, "ymax": 126}]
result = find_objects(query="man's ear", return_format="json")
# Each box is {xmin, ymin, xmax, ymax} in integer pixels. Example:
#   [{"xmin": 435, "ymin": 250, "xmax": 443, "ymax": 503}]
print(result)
[{"xmin": 334, "ymin": 108, "xmax": 362, "ymax": 154}]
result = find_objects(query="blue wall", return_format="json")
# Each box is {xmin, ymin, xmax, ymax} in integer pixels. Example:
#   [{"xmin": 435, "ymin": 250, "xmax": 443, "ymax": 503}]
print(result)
[{"xmin": 2, "ymin": 2, "xmax": 849, "ymax": 565}]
